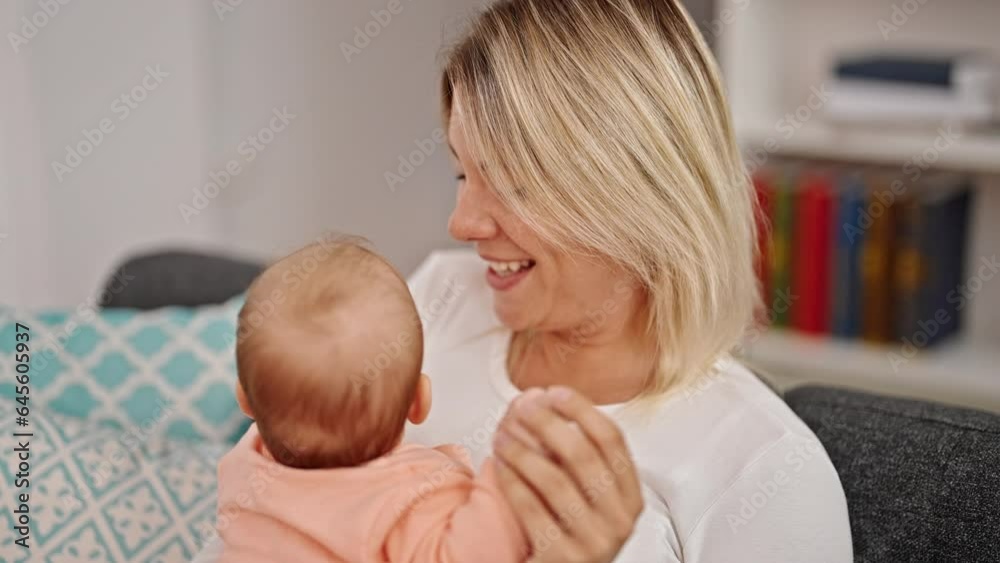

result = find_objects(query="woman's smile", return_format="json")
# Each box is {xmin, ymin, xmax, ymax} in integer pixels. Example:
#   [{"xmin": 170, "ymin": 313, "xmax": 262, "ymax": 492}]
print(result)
[{"xmin": 482, "ymin": 255, "xmax": 536, "ymax": 291}]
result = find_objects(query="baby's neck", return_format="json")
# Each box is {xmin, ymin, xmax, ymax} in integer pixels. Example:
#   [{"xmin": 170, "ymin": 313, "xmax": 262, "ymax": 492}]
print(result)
[{"xmin": 254, "ymin": 424, "xmax": 407, "ymax": 469}]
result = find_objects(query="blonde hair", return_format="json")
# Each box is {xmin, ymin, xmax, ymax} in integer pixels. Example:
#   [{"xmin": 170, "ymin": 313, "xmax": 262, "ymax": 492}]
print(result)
[
  {"xmin": 236, "ymin": 239, "xmax": 423, "ymax": 468},
  {"xmin": 441, "ymin": 0, "xmax": 758, "ymax": 396}
]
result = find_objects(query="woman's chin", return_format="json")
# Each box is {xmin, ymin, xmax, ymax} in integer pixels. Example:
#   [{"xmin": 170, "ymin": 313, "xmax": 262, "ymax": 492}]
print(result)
[{"xmin": 492, "ymin": 299, "xmax": 535, "ymax": 331}]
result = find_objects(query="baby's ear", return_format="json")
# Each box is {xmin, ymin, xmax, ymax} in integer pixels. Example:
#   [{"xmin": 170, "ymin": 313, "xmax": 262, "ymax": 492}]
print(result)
[
  {"xmin": 235, "ymin": 383, "xmax": 254, "ymax": 419},
  {"xmin": 407, "ymin": 374, "xmax": 432, "ymax": 425}
]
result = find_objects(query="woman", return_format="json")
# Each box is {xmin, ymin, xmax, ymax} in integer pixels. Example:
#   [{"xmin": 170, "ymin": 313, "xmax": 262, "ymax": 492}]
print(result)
[{"xmin": 197, "ymin": 0, "xmax": 852, "ymax": 561}]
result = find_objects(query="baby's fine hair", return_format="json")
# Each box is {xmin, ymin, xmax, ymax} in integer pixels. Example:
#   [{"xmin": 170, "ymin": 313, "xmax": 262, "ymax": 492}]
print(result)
[{"xmin": 235, "ymin": 236, "xmax": 423, "ymax": 469}]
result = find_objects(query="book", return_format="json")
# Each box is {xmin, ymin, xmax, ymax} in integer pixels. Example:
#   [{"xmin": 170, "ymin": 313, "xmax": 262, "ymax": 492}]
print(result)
[
  {"xmin": 791, "ymin": 169, "xmax": 835, "ymax": 334},
  {"xmin": 834, "ymin": 53, "xmax": 998, "ymax": 99},
  {"xmin": 825, "ymin": 79, "xmax": 994, "ymax": 126},
  {"xmin": 892, "ymin": 189, "xmax": 923, "ymax": 343},
  {"xmin": 898, "ymin": 175, "xmax": 972, "ymax": 347},
  {"xmin": 752, "ymin": 170, "xmax": 773, "ymax": 321},
  {"xmin": 769, "ymin": 166, "xmax": 797, "ymax": 327},
  {"xmin": 860, "ymin": 172, "xmax": 899, "ymax": 343},
  {"xmin": 831, "ymin": 172, "xmax": 866, "ymax": 338}
]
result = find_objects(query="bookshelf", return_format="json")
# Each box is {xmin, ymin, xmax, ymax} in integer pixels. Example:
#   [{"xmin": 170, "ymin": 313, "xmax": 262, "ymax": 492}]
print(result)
[
  {"xmin": 743, "ymin": 332, "xmax": 1000, "ymax": 414},
  {"xmin": 737, "ymin": 122, "xmax": 1000, "ymax": 176},
  {"xmin": 717, "ymin": 0, "xmax": 1000, "ymax": 412}
]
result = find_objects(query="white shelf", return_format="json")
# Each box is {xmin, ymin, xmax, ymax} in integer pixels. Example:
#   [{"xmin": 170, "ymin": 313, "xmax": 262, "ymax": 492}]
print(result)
[
  {"xmin": 718, "ymin": 0, "xmax": 1000, "ymax": 412},
  {"xmin": 737, "ymin": 122, "xmax": 1000, "ymax": 176},
  {"xmin": 740, "ymin": 331, "xmax": 1000, "ymax": 414}
]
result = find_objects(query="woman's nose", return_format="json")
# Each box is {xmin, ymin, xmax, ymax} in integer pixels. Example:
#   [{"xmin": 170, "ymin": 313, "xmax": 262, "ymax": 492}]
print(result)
[{"xmin": 448, "ymin": 182, "xmax": 498, "ymax": 242}]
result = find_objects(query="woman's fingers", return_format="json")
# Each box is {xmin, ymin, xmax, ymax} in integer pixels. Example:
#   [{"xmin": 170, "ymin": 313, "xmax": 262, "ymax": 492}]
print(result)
[
  {"xmin": 493, "ymin": 458, "xmax": 554, "ymax": 557},
  {"xmin": 495, "ymin": 387, "xmax": 645, "ymax": 561},
  {"xmin": 507, "ymin": 392, "xmax": 620, "ymax": 510},
  {"xmin": 543, "ymin": 386, "xmax": 644, "ymax": 516},
  {"xmin": 494, "ymin": 429, "xmax": 591, "ymax": 524},
  {"xmin": 494, "ymin": 434, "xmax": 602, "ymax": 561}
]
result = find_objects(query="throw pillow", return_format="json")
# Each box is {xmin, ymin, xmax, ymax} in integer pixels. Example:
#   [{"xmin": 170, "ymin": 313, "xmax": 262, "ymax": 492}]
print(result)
[
  {"xmin": 0, "ymin": 296, "xmax": 248, "ymax": 444},
  {"xmin": 0, "ymin": 400, "xmax": 225, "ymax": 563}
]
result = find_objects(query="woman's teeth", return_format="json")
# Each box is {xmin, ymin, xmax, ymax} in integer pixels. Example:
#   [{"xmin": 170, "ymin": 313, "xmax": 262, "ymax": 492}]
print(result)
[{"xmin": 488, "ymin": 260, "xmax": 534, "ymax": 277}]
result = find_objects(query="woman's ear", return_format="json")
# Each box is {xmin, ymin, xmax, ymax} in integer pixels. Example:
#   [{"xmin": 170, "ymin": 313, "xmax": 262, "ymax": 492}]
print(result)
[
  {"xmin": 407, "ymin": 374, "xmax": 432, "ymax": 425},
  {"xmin": 235, "ymin": 382, "xmax": 254, "ymax": 419}
]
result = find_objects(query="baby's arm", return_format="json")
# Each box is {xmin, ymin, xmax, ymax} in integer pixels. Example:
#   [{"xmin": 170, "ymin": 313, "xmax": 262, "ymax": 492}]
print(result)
[{"xmin": 385, "ymin": 457, "xmax": 529, "ymax": 562}]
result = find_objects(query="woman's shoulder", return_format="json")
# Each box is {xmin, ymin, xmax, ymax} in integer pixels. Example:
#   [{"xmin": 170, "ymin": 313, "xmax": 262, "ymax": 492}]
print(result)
[
  {"xmin": 624, "ymin": 361, "xmax": 851, "ymax": 558},
  {"xmin": 407, "ymin": 249, "xmax": 499, "ymax": 344}
]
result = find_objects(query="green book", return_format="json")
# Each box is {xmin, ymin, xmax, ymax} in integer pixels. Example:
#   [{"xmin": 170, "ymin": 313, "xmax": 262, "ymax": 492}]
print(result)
[{"xmin": 770, "ymin": 167, "xmax": 796, "ymax": 327}]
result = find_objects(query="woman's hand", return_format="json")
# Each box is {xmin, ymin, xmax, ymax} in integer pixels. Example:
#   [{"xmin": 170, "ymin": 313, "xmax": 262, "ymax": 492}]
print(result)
[{"xmin": 493, "ymin": 386, "xmax": 644, "ymax": 563}]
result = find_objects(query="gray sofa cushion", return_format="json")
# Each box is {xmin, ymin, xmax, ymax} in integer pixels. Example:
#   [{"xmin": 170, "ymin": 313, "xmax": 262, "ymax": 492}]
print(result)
[
  {"xmin": 785, "ymin": 386, "xmax": 1000, "ymax": 563},
  {"xmin": 99, "ymin": 250, "xmax": 263, "ymax": 310}
]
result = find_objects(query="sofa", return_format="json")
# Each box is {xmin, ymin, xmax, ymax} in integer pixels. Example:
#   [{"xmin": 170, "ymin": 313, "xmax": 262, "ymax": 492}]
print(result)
[{"xmin": 4, "ymin": 249, "xmax": 999, "ymax": 562}]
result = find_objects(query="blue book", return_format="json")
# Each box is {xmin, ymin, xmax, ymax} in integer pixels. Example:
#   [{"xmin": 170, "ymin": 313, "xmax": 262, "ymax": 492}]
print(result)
[
  {"xmin": 916, "ymin": 176, "xmax": 971, "ymax": 346},
  {"xmin": 831, "ymin": 172, "xmax": 866, "ymax": 338},
  {"xmin": 835, "ymin": 55, "xmax": 954, "ymax": 88}
]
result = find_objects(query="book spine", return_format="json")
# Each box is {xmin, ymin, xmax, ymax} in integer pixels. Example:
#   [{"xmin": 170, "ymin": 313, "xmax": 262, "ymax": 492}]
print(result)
[
  {"xmin": 844, "ymin": 186, "xmax": 866, "ymax": 338},
  {"xmin": 921, "ymin": 188, "xmax": 972, "ymax": 346},
  {"xmin": 892, "ymin": 192, "xmax": 923, "ymax": 344},
  {"xmin": 831, "ymin": 175, "xmax": 865, "ymax": 338},
  {"xmin": 860, "ymin": 176, "xmax": 897, "ymax": 343},
  {"xmin": 831, "ymin": 187, "xmax": 850, "ymax": 337},
  {"xmin": 792, "ymin": 173, "xmax": 834, "ymax": 334},
  {"xmin": 835, "ymin": 58, "xmax": 953, "ymax": 88},
  {"xmin": 771, "ymin": 172, "xmax": 795, "ymax": 327}
]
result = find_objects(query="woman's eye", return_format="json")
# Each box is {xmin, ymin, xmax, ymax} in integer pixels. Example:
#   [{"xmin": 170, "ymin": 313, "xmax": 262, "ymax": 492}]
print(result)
[{"xmin": 455, "ymin": 173, "xmax": 466, "ymax": 182}]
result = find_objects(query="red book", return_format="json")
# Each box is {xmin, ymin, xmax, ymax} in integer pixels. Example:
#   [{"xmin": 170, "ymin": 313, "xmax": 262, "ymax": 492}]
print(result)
[
  {"xmin": 791, "ymin": 170, "xmax": 835, "ymax": 334},
  {"xmin": 752, "ymin": 170, "xmax": 773, "ymax": 321}
]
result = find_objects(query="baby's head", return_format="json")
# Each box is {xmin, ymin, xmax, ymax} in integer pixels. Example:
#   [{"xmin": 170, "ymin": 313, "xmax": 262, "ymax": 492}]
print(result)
[{"xmin": 234, "ymin": 238, "xmax": 430, "ymax": 469}]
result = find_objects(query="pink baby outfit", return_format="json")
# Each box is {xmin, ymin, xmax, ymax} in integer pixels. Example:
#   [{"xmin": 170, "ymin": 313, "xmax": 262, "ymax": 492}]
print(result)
[{"xmin": 216, "ymin": 424, "xmax": 527, "ymax": 562}]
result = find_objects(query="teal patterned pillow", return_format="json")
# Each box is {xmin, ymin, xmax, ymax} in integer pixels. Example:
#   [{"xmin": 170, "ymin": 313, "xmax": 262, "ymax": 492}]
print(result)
[
  {"xmin": 0, "ymin": 400, "xmax": 225, "ymax": 563},
  {"xmin": 0, "ymin": 296, "xmax": 248, "ymax": 444}
]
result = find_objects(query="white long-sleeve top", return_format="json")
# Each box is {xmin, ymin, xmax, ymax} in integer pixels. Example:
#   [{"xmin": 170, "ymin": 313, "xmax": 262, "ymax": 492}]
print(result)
[
  {"xmin": 194, "ymin": 250, "xmax": 852, "ymax": 563},
  {"xmin": 402, "ymin": 250, "xmax": 852, "ymax": 563}
]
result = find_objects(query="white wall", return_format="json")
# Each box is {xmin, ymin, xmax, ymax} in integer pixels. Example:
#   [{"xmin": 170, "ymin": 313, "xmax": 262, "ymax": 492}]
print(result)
[
  {"xmin": 0, "ymin": 1, "xmax": 56, "ymax": 307},
  {"xmin": 2, "ymin": 0, "xmax": 222, "ymax": 307},
  {"xmin": 211, "ymin": 0, "xmax": 488, "ymax": 273},
  {"xmin": 1, "ymin": 0, "xmax": 488, "ymax": 308}
]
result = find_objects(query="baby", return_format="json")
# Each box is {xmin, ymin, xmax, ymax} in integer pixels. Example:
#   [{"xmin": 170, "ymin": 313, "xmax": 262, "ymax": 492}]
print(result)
[{"xmin": 216, "ymin": 239, "xmax": 527, "ymax": 562}]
